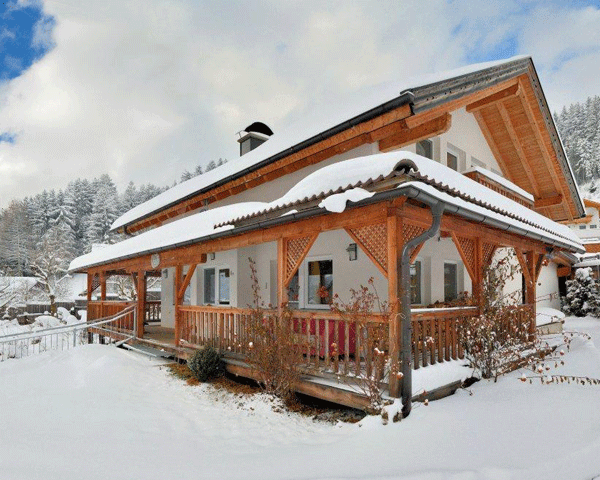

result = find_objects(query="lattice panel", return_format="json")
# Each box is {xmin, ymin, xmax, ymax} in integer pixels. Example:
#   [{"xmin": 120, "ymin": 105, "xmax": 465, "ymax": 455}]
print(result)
[
  {"xmin": 286, "ymin": 235, "xmax": 314, "ymax": 279},
  {"xmin": 90, "ymin": 274, "xmax": 100, "ymax": 293},
  {"xmin": 403, "ymin": 223, "xmax": 426, "ymax": 245},
  {"xmin": 482, "ymin": 242, "xmax": 496, "ymax": 267},
  {"xmin": 457, "ymin": 236, "xmax": 476, "ymax": 274},
  {"xmin": 348, "ymin": 223, "xmax": 388, "ymax": 273}
]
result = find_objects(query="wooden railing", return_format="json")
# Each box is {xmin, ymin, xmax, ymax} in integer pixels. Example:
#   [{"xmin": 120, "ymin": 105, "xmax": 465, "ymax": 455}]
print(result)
[
  {"xmin": 178, "ymin": 304, "xmax": 534, "ymax": 377},
  {"xmin": 179, "ymin": 306, "xmax": 387, "ymax": 378},
  {"xmin": 178, "ymin": 306, "xmax": 255, "ymax": 354},
  {"xmin": 85, "ymin": 302, "xmax": 137, "ymax": 341},
  {"xmin": 145, "ymin": 301, "xmax": 161, "ymax": 323},
  {"xmin": 411, "ymin": 307, "xmax": 479, "ymax": 368},
  {"xmin": 88, "ymin": 301, "xmax": 134, "ymax": 321}
]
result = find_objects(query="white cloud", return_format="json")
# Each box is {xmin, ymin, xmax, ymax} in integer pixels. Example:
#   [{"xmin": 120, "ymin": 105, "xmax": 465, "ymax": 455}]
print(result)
[{"xmin": 0, "ymin": 0, "xmax": 598, "ymax": 207}]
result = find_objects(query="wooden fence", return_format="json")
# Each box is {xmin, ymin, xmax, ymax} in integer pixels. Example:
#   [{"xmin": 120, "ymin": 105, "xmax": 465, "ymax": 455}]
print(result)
[{"xmin": 87, "ymin": 301, "xmax": 135, "ymax": 331}]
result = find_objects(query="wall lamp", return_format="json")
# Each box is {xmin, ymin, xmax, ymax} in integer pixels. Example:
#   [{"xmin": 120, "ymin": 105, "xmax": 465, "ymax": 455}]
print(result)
[{"xmin": 346, "ymin": 243, "xmax": 358, "ymax": 261}]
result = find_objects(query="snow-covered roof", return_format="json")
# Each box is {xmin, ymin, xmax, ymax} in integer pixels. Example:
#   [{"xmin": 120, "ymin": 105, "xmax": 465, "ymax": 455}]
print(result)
[
  {"xmin": 70, "ymin": 203, "xmax": 267, "ymax": 272},
  {"xmin": 70, "ymin": 151, "xmax": 583, "ymax": 272},
  {"xmin": 111, "ymin": 55, "xmax": 530, "ymax": 232},
  {"xmin": 463, "ymin": 166, "xmax": 534, "ymax": 202},
  {"xmin": 217, "ymin": 152, "xmax": 583, "ymax": 252}
]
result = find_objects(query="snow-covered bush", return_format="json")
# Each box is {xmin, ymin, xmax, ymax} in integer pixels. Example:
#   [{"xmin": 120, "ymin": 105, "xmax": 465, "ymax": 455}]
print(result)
[
  {"xmin": 461, "ymin": 251, "xmax": 533, "ymax": 381},
  {"xmin": 187, "ymin": 347, "xmax": 223, "ymax": 382},
  {"xmin": 562, "ymin": 267, "xmax": 600, "ymax": 317}
]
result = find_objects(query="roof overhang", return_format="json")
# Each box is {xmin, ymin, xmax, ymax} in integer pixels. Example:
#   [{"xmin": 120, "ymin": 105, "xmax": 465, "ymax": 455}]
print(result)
[{"xmin": 113, "ymin": 56, "xmax": 583, "ymax": 234}]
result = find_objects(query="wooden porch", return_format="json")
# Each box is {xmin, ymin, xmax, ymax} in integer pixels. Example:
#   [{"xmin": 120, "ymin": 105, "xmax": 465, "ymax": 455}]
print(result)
[{"xmin": 84, "ymin": 195, "xmax": 549, "ymax": 409}]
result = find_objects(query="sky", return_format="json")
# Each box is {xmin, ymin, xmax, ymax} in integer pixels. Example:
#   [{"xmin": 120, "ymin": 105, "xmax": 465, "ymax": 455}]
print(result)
[{"xmin": 0, "ymin": 0, "xmax": 600, "ymax": 207}]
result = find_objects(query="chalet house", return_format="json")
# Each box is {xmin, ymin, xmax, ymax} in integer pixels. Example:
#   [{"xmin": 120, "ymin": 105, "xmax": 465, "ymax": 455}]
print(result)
[
  {"xmin": 560, "ymin": 198, "xmax": 600, "ymax": 281},
  {"xmin": 69, "ymin": 56, "xmax": 584, "ymax": 412}
]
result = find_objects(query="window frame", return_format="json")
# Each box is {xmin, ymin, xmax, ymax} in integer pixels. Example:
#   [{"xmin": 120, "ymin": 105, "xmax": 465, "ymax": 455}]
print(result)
[
  {"xmin": 443, "ymin": 261, "xmax": 459, "ymax": 303},
  {"xmin": 416, "ymin": 139, "xmax": 434, "ymax": 160},
  {"xmin": 303, "ymin": 255, "xmax": 334, "ymax": 310},
  {"xmin": 410, "ymin": 259, "xmax": 423, "ymax": 305},
  {"xmin": 202, "ymin": 266, "xmax": 232, "ymax": 306}
]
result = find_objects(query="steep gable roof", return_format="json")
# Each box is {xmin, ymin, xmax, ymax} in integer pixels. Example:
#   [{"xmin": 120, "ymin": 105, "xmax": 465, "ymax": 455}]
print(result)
[{"xmin": 111, "ymin": 55, "xmax": 583, "ymax": 233}]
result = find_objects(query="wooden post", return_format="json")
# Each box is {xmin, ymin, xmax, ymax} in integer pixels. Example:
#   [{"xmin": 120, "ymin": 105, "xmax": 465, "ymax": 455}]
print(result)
[
  {"xmin": 473, "ymin": 237, "xmax": 483, "ymax": 309},
  {"xmin": 100, "ymin": 273, "xmax": 107, "ymax": 301},
  {"xmin": 174, "ymin": 265, "xmax": 183, "ymax": 346},
  {"xmin": 136, "ymin": 271, "xmax": 146, "ymax": 338},
  {"xmin": 387, "ymin": 210, "xmax": 403, "ymax": 398},
  {"xmin": 277, "ymin": 238, "xmax": 287, "ymax": 314},
  {"xmin": 86, "ymin": 273, "xmax": 93, "ymax": 302},
  {"xmin": 526, "ymin": 251, "xmax": 537, "ymax": 338}
]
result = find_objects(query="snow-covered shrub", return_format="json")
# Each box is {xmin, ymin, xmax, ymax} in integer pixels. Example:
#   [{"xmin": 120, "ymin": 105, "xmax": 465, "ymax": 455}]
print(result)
[
  {"xmin": 245, "ymin": 258, "xmax": 305, "ymax": 403},
  {"xmin": 187, "ymin": 347, "xmax": 223, "ymax": 382},
  {"xmin": 461, "ymin": 251, "xmax": 534, "ymax": 381},
  {"xmin": 562, "ymin": 267, "xmax": 600, "ymax": 317}
]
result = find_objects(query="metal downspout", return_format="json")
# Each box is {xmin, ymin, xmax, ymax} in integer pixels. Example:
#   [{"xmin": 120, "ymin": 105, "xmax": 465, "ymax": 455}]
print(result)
[{"xmin": 400, "ymin": 201, "xmax": 445, "ymax": 417}]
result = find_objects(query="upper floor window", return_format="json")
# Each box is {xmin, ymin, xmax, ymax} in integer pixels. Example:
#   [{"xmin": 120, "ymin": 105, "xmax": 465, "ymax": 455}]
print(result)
[
  {"xmin": 416, "ymin": 139, "xmax": 433, "ymax": 160},
  {"xmin": 580, "ymin": 225, "xmax": 587, "ymax": 230},
  {"xmin": 471, "ymin": 156, "xmax": 486, "ymax": 169},
  {"xmin": 447, "ymin": 151, "xmax": 458, "ymax": 171}
]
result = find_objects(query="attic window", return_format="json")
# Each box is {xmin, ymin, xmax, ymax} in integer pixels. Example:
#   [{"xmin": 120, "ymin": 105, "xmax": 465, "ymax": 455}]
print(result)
[{"xmin": 416, "ymin": 139, "xmax": 433, "ymax": 160}]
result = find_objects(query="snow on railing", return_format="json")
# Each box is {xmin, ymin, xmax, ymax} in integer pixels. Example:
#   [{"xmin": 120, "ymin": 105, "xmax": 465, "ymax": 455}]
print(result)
[{"xmin": 0, "ymin": 306, "xmax": 136, "ymax": 362}]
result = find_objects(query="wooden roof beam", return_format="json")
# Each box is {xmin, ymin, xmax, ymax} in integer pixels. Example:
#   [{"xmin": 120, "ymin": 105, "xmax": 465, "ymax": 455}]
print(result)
[
  {"xmin": 466, "ymin": 83, "xmax": 521, "ymax": 113},
  {"xmin": 515, "ymin": 79, "xmax": 567, "ymax": 213},
  {"xmin": 472, "ymin": 110, "xmax": 517, "ymax": 185},
  {"xmin": 535, "ymin": 194, "xmax": 563, "ymax": 209},
  {"xmin": 496, "ymin": 102, "xmax": 541, "ymax": 198},
  {"xmin": 379, "ymin": 113, "xmax": 452, "ymax": 153}
]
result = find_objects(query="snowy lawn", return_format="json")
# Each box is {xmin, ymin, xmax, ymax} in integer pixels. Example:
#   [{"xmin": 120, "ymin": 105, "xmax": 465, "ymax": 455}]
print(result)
[{"xmin": 1, "ymin": 316, "xmax": 600, "ymax": 480}]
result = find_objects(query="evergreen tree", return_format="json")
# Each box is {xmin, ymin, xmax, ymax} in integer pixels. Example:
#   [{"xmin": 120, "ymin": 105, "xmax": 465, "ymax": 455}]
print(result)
[{"xmin": 563, "ymin": 267, "xmax": 600, "ymax": 317}]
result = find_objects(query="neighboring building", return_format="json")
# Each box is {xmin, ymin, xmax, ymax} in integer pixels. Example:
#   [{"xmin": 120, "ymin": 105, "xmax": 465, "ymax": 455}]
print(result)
[{"xmin": 69, "ymin": 56, "xmax": 584, "ymax": 409}]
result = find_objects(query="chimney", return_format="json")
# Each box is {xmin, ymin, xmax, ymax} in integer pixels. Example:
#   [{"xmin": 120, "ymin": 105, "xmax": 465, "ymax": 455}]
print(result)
[{"xmin": 237, "ymin": 122, "xmax": 273, "ymax": 156}]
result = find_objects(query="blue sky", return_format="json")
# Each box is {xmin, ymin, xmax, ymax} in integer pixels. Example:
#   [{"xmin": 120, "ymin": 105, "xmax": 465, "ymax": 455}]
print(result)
[
  {"xmin": 0, "ymin": 2, "xmax": 54, "ymax": 82},
  {"xmin": 0, "ymin": 0, "xmax": 599, "ymax": 205}
]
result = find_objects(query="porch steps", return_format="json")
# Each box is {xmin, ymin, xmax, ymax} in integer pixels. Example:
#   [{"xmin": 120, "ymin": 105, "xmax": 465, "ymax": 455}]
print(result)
[{"xmin": 121, "ymin": 342, "xmax": 176, "ymax": 359}]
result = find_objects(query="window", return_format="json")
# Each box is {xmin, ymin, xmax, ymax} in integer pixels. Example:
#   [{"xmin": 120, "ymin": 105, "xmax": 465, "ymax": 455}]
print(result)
[
  {"xmin": 204, "ymin": 268, "xmax": 216, "ymax": 304},
  {"xmin": 410, "ymin": 261, "xmax": 422, "ymax": 304},
  {"xmin": 306, "ymin": 259, "xmax": 333, "ymax": 306},
  {"xmin": 444, "ymin": 262, "xmax": 458, "ymax": 302},
  {"xmin": 592, "ymin": 225, "xmax": 598, "ymax": 229},
  {"xmin": 288, "ymin": 271, "xmax": 300, "ymax": 309},
  {"xmin": 203, "ymin": 267, "xmax": 231, "ymax": 305},
  {"xmin": 580, "ymin": 225, "xmax": 587, "ymax": 230},
  {"xmin": 218, "ymin": 269, "xmax": 230, "ymax": 305},
  {"xmin": 471, "ymin": 157, "xmax": 486, "ymax": 169},
  {"xmin": 416, "ymin": 139, "xmax": 433, "ymax": 160},
  {"xmin": 447, "ymin": 151, "xmax": 458, "ymax": 171}
]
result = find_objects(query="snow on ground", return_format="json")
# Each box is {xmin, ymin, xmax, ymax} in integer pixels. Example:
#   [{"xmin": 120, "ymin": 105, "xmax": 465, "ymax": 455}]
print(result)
[
  {"xmin": 0, "ymin": 308, "xmax": 85, "ymax": 360},
  {"xmin": 1, "ymin": 317, "xmax": 600, "ymax": 480},
  {"xmin": 536, "ymin": 306, "xmax": 565, "ymax": 326}
]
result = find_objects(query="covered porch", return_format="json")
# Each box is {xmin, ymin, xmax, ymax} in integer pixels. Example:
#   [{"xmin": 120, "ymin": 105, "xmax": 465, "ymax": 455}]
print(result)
[{"xmin": 73, "ymin": 152, "xmax": 583, "ymax": 410}]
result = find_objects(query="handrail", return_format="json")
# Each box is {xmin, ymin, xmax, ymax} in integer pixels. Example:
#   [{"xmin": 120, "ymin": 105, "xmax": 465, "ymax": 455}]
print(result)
[{"xmin": 0, "ymin": 306, "xmax": 136, "ymax": 343}]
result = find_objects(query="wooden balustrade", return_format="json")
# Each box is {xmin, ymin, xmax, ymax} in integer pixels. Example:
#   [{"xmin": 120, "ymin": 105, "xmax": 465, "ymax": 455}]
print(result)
[
  {"xmin": 86, "ymin": 302, "xmax": 136, "ymax": 339},
  {"xmin": 411, "ymin": 307, "xmax": 479, "ymax": 368},
  {"xmin": 178, "ymin": 306, "xmax": 255, "ymax": 354},
  {"xmin": 145, "ymin": 301, "xmax": 161, "ymax": 323},
  {"xmin": 87, "ymin": 301, "xmax": 134, "ymax": 322}
]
